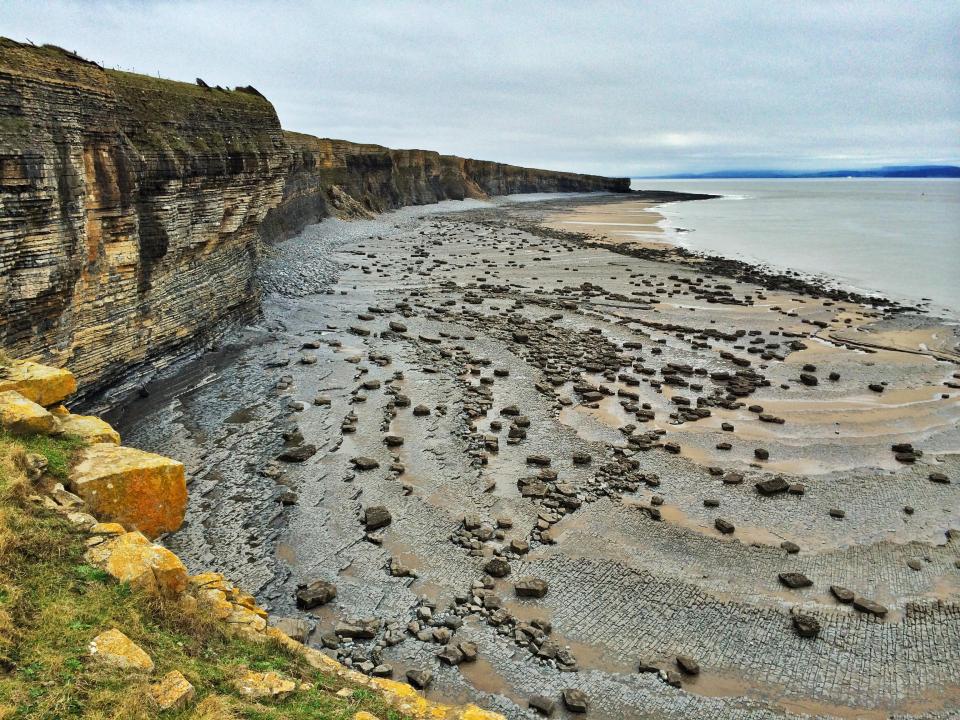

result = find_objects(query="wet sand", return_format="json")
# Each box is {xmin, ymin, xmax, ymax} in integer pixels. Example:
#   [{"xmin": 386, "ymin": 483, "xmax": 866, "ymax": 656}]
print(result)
[{"xmin": 111, "ymin": 193, "xmax": 960, "ymax": 720}]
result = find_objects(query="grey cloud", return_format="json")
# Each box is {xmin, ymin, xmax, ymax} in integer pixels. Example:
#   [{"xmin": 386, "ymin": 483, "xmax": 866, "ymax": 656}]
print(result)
[{"xmin": 3, "ymin": 0, "xmax": 957, "ymax": 175}]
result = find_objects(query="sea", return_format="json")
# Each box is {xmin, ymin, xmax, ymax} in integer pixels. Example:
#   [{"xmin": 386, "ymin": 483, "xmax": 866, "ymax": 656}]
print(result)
[{"xmin": 628, "ymin": 179, "xmax": 960, "ymax": 315}]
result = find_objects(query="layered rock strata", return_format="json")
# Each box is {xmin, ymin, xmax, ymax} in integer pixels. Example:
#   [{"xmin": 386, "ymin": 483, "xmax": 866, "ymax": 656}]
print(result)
[{"xmin": 0, "ymin": 39, "xmax": 628, "ymax": 401}]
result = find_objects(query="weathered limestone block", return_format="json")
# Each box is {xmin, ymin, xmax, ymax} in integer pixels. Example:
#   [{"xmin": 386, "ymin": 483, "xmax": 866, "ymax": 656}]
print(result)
[
  {"xmin": 70, "ymin": 443, "xmax": 186, "ymax": 537},
  {"xmin": 85, "ymin": 531, "xmax": 188, "ymax": 598},
  {"xmin": 150, "ymin": 670, "xmax": 195, "ymax": 711},
  {"xmin": 88, "ymin": 629, "xmax": 154, "ymax": 672},
  {"xmin": 234, "ymin": 670, "xmax": 296, "ymax": 700},
  {"xmin": 0, "ymin": 391, "xmax": 58, "ymax": 435},
  {"xmin": 0, "ymin": 361, "xmax": 77, "ymax": 406},
  {"xmin": 52, "ymin": 408, "xmax": 121, "ymax": 444}
]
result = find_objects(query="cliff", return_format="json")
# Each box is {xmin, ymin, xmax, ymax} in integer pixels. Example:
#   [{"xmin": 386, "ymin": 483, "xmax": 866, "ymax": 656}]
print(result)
[
  {"xmin": 0, "ymin": 40, "xmax": 288, "ymax": 401},
  {"xmin": 0, "ymin": 39, "xmax": 629, "ymax": 401},
  {"xmin": 259, "ymin": 131, "xmax": 629, "ymax": 241}
]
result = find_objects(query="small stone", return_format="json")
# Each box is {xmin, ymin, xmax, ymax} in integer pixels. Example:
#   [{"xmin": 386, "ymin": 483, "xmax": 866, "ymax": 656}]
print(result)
[
  {"xmin": 406, "ymin": 668, "xmax": 433, "ymax": 689},
  {"xmin": 149, "ymin": 670, "xmax": 195, "ymax": 711},
  {"xmin": 852, "ymin": 597, "xmax": 888, "ymax": 617},
  {"xmin": 528, "ymin": 694, "xmax": 556, "ymax": 716},
  {"xmin": 561, "ymin": 688, "xmax": 589, "ymax": 713},
  {"xmin": 676, "ymin": 655, "xmax": 700, "ymax": 675},
  {"xmin": 234, "ymin": 670, "xmax": 296, "ymax": 699},
  {"xmin": 714, "ymin": 518, "xmax": 735, "ymax": 534},
  {"xmin": 351, "ymin": 456, "xmax": 380, "ymax": 470},
  {"xmin": 515, "ymin": 578, "xmax": 549, "ymax": 598},
  {"xmin": 364, "ymin": 505, "xmax": 392, "ymax": 530},
  {"xmin": 792, "ymin": 614, "xmax": 821, "ymax": 638},
  {"xmin": 296, "ymin": 579, "xmax": 337, "ymax": 609},
  {"xmin": 778, "ymin": 572, "xmax": 813, "ymax": 589},
  {"xmin": 88, "ymin": 629, "xmax": 154, "ymax": 672},
  {"xmin": 929, "ymin": 472, "xmax": 949, "ymax": 484},
  {"xmin": 484, "ymin": 557, "xmax": 511, "ymax": 578},
  {"xmin": 755, "ymin": 477, "xmax": 789, "ymax": 495},
  {"xmin": 830, "ymin": 585, "xmax": 855, "ymax": 603}
]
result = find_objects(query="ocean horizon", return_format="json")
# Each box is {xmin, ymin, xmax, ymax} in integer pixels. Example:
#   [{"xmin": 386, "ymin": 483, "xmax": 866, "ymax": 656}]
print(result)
[{"xmin": 628, "ymin": 178, "xmax": 960, "ymax": 315}]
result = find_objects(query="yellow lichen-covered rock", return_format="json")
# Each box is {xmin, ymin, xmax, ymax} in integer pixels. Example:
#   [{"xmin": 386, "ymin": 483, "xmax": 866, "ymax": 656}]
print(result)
[
  {"xmin": 88, "ymin": 629, "xmax": 154, "ymax": 672},
  {"xmin": 84, "ymin": 531, "xmax": 188, "ymax": 598},
  {"xmin": 0, "ymin": 391, "xmax": 58, "ymax": 436},
  {"xmin": 233, "ymin": 670, "xmax": 296, "ymax": 700},
  {"xmin": 354, "ymin": 712, "xmax": 380, "ymax": 720},
  {"xmin": 150, "ymin": 670, "xmax": 195, "ymax": 711},
  {"xmin": 70, "ymin": 443, "xmax": 186, "ymax": 538},
  {"xmin": 55, "ymin": 412, "xmax": 121, "ymax": 444},
  {"xmin": 0, "ymin": 361, "xmax": 76, "ymax": 407}
]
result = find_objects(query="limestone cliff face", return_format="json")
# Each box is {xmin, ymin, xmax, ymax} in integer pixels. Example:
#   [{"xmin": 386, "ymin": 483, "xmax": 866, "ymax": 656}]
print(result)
[
  {"xmin": 0, "ymin": 40, "xmax": 288, "ymax": 399},
  {"xmin": 260, "ymin": 131, "xmax": 629, "ymax": 240},
  {"xmin": 0, "ymin": 39, "xmax": 628, "ymax": 400}
]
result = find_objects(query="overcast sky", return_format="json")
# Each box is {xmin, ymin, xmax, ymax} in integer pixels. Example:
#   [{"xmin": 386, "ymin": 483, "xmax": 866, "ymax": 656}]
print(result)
[{"xmin": 3, "ymin": 0, "xmax": 958, "ymax": 176}]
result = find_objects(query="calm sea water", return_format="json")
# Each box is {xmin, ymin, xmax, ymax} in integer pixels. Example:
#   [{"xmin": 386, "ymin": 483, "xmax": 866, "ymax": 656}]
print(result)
[{"xmin": 628, "ymin": 179, "xmax": 960, "ymax": 314}]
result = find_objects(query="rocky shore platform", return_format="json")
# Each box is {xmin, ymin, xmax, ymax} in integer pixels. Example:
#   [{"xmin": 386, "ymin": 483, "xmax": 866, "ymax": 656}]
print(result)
[{"xmin": 109, "ymin": 192, "xmax": 960, "ymax": 719}]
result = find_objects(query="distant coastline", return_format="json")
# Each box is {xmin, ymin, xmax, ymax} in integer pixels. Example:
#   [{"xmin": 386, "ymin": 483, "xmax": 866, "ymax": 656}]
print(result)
[{"xmin": 639, "ymin": 164, "xmax": 960, "ymax": 179}]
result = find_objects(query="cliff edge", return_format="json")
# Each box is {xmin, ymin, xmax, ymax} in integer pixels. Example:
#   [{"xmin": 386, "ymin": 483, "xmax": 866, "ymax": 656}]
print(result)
[{"xmin": 0, "ymin": 39, "xmax": 628, "ymax": 402}]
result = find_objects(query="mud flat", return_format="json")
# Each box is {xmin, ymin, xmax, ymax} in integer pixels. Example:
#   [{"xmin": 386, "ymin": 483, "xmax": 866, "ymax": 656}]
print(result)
[{"xmin": 110, "ymin": 192, "xmax": 960, "ymax": 720}]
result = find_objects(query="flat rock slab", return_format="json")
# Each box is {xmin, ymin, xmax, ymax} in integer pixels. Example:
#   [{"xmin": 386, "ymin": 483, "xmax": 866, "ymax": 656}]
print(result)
[
  {"xmin": 71, "ymin": 443, "xmax": 186, "ymax": 538},
  {"xmin": 0, "ymin": 391, "xmax": 57, "ymax": 435},
  {"xmin": 53, "ymin": 410, "xmax": 121, "ymax": 444},
  {"xmin": 88, "ymin": 629, "xmax": 154, "ymax": 672},
  {"xmin": 0, "ymin": 360, "xmax": 76, "ymax": 406}
]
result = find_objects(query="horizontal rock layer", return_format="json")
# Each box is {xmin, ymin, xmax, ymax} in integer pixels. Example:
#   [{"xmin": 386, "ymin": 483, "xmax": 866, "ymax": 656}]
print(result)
[{"xmin": 0, "ymin": 39, "xmax": 628, "ymax": 400}]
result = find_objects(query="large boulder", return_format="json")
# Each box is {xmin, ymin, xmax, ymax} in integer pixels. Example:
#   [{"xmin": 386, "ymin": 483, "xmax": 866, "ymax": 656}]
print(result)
[
  {"xmin": 0, "ymin": 361, "xmax": 76, "ymax": 407},
  {"xmin": 85, "ymin": 531, "xmax": 188, "ymax": 598},
  {"xmin": 0, "ymin": 391, "xmax": 58, "ymax": 435},
  {"xmin": 70, "ymin": 443, "xmax": 186, "ymax": 538}
]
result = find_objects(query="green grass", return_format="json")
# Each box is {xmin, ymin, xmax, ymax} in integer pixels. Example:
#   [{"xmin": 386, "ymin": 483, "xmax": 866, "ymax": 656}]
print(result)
[{"xmin": 0, "ymin": 433, "xmax": 413, "ymax": 720}]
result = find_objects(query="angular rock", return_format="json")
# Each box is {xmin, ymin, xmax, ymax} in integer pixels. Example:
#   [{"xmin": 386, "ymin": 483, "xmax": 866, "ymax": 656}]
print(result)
[
  {"xmin": 0, "ymin": 391, "xmax": 57, "ymax": 436},
  {"xmin": 0, "ymin": 361, "xmax": 76, "ymax": 406},
  {"xmin": 792, "ymin": 614, "xmax": 821, "ymax": 638},
  {"xmin": 277, "ymin": 444, "xmax": 318, "ymax": 462},
  {"xmin": 529, "ymin": 695, "xmax": 556, "ymax": 716},
  {"xmin": 234, "ymin": 670, "xmax": 296, "ymax": 699},
  {"xmin": 778, "ymin": 572, "xmax": 813, "ymax": 589},
  {"xmin": 562, "ymin": 688, "xmax": 589, "ymax": 713},
  {"xmin": 484, "ymin": 557, "xmax": 511, "ymax": 578},
  {"xmin": 676, "ymin": 655, "xmax": 700, "ymax": 675},
  {"xmin": 515, "ymin": 577, "xmax": 549, "ymax": 598},
  {"xmin": 150, "ymin": 670, "xmax": 195, "ymax": 711},
  {"xmin": 84, "ymin": 531, "xmax": 188, "ymax": 598},
  {"xmin": 406, "ymin": 668, "xmax": 433, "ymax": 689},
  {"xmin": 351, "ymin": 456, "xmax": 380, "ymax": 470},
  {"xmin": 70, "ymin": 443, "xmax": 187, "ymax": 538},
  {"xmin": 364, "ymin": 505, "xmax": 392, "ymax": 531},
  {"xmin": 88, "ymin": 629, "xmax": 154, "ymax": 672},
  {"xmin": 295, "ymin": 579, "xmax": 337, "ymax": 609},
  {"xmin": 755, "ymin": 477, "xmax": 789, "ymax": 496}
]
